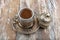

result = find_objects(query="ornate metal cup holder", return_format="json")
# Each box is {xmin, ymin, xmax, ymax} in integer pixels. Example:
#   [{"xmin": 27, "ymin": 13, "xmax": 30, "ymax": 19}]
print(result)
[{"xmin": 12, "ymin": 15, "xmax": 39, "ymax": 34}]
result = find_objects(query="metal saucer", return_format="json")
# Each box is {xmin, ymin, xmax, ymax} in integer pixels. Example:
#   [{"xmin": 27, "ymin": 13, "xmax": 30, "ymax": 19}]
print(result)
[{"xmin": 12, "ymin": 15, "xmax": 39, "ymax": 34}]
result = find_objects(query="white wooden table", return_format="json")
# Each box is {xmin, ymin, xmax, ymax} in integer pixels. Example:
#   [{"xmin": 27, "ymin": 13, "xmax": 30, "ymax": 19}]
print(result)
[{"xmin": 0, "ymin": 0, "xmax": 60, "ymax": 40}]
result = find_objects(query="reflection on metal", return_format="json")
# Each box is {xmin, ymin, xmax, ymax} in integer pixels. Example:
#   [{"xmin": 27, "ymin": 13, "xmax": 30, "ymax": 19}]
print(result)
[
  {"xmin": 12, "ymin": 7, "xmax": 51, "ymax": 34},
  {"xmin": 13, "ymin": 8, "xmax": 39, "ymax": 34},
  {"xmin": 13, "ymin": 12, "xmax": 51, "ymax": 34},
  {"xmin": 38, "ymin": 13, "xmax": 51, "ymax": 29},
  {"xmin": 19, "ymin": 8, "xmax": 34, "ymax": 29}
]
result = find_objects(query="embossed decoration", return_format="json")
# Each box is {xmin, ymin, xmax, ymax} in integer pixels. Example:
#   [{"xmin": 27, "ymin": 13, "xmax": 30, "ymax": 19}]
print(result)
[
  {"xmin": 12, "ymin": 9, "xmax": 39, "ymax": 34},
  {"xmin": 38, "ymin": 13, "xmax": 52, "ymax": 29}
]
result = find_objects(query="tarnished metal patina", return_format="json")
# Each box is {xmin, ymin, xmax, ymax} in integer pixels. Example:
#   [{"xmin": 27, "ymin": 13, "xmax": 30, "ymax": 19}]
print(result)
[
  {"xmin": 12, "ymin": 8, "xmax": 39, "ymax": 34},
  {"xmin": 12, "ymin": 13, "xmax": 51, "ymax": 34},
  {"xmin": 12, "ymin": 0, "xmax": 52, "ymax": 34},
  {"xmin": 38, "ymin": 13, "xmax": 52, "ymax": 29}
]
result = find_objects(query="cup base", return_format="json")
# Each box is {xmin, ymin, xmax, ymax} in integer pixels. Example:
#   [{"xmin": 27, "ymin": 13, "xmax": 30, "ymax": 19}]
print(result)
[{"xmin": 13, "ymin": 15, "xmax": 39, "ymax": 34}]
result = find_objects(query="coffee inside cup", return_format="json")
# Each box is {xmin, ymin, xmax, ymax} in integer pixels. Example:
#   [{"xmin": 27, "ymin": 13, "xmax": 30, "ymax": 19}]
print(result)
[{"xmin": 20, "ymin": 8, "xmax": 32, "ymax": 19}]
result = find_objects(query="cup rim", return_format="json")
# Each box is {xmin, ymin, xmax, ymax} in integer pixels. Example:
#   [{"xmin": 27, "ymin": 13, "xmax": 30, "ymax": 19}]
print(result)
[{"xmin": 18, "ymin": 7, "xmax": 34, "ymax": 20}]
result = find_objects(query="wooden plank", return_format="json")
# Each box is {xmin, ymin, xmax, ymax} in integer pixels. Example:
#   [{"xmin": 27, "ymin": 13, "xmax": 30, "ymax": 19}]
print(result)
[{"xmin": 0, "ymin": 0, "xmax": 20, "ymax": 40}]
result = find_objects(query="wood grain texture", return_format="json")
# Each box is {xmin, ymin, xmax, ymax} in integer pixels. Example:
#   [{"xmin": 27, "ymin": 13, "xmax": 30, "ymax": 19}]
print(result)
[
  {"xmin": 0, "ymin": 0, "xmax": 59, "ymax": 40},
  {"xmin": 0, "ymin": 0, "xmax": 20, "ymax": 40}
]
